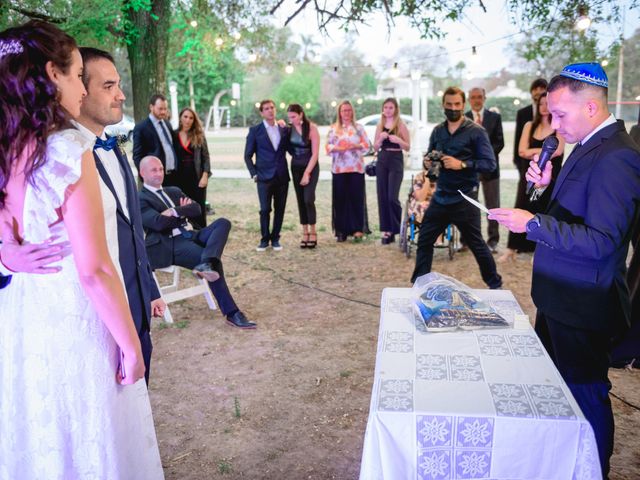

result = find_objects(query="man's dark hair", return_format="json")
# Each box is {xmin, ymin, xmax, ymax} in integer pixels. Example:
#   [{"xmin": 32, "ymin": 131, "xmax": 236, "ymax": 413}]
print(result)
[
  {"xmin": 529, "ymin": 78, "xmax": 548, "ymax": 92},
  {"xmin": 149, "ymin": 93, "xmax": 166, "ymax": 106},
  {"xmin": 547, "ymin": 75, "xmax": 608, "ymax": 98},
  {"xmin": 78, "ymin": 47, "xmax": 114, "ymax": 88},
  {"xmin": 442, "ymin": 86, "xmax": 465, "ymax": 104},
  {"xmin": 259, "ymin": 99, "xmax": 275, "ymax": 111}
]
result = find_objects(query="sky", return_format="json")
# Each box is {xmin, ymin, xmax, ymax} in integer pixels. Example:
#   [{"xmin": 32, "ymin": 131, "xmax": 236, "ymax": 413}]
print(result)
[{"xmin": 273, "ymin": 0, "xmax": 640, "ymax": 78}]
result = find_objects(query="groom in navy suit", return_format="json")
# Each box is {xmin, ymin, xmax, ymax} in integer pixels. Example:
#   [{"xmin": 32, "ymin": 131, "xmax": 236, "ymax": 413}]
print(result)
[
  {"xmin": 76, "ymin": 48, "xmax": 165, "ymax": 385},
  {"xmin": 244, "ymin": 99, "xmax": 290, "ymax": 251},
  {"xmin": 489, "ymin": 63, "xmax": 640, "ymax": 476}
]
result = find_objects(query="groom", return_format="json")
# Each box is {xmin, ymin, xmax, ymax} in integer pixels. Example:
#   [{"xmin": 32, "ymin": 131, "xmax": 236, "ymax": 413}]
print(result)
[{"xmin": 75, "ymin": 47, "xmax": 165, "ymax": 385}]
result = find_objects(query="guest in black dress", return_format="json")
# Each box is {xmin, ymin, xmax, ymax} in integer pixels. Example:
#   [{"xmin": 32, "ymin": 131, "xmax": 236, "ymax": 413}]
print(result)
[
  {"xmin": 175, "ymin": 107, "xmax": 211, "ymax": 228},
  {"xmin": 286, "ymin": 104, "xmax": 320, "ymax": 248},
  {"xmin": 373, "ymin": 98, "xmax": 410, "ymax": 244},
  {"xmin": 499, "ymin": 93, "xmax": 565, "ymax": 262}
]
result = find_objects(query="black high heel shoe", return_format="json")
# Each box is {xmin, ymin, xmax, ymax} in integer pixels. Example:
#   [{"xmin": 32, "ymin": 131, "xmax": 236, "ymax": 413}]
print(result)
[{"xmin": 307, "ymin": 234, "xmax": 317, "ymax": 249}]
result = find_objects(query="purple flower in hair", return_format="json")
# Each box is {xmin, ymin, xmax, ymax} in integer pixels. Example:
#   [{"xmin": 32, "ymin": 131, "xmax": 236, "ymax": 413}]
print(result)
[{"xmin": 0, "ymin": 39, "xmax": 23, "ymax": 59}]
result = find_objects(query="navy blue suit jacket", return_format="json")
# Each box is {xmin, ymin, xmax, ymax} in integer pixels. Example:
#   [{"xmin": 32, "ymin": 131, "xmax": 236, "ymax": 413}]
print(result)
[
  {"xmin": 528, "ymin": 120, "xmax": 640, "ymax": 332},
  {"xmin": 0, "ymin": 275, "xmax": 9, "ymax": 289},
  {"xmin": 465, "ymin": 109, "xmax": 504, "ymax": 180},
  {"xmin": 94, "ymin": 146, "xmax": 161, "ymax": 335},
  {"xmin": 132, "ymin": 117, "xmax": 175, "ymax": 172},
  {"xmin": 244, "ymin": 123, "xmax": 290, "ymax": 182}
]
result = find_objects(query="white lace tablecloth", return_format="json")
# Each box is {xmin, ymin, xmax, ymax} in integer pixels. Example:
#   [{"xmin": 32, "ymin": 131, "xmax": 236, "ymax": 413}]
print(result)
[{"xmin": 359, "ymin": 288, "xmax": 601, "ymax": 480}]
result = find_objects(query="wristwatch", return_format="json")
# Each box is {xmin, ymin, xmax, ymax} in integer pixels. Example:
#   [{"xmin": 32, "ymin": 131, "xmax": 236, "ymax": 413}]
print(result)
[
  {"xmin": 526, "ymin": 214, "xmax": 541, "ymax": 233},
  {"xmin": 460, "ymin": 160, "xmax": 468, "ymax": 169}
]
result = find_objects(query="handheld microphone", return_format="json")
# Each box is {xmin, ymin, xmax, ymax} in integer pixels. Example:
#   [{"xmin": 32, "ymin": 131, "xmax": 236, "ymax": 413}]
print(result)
[{"xmin": 526, "ymin": 135, "xmax": 559, "ymax": 196}]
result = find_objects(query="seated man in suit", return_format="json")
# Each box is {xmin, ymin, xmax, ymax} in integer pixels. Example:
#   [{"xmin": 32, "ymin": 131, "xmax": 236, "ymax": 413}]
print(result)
[
  {"xmin": 138, "ymin": 156, "xmax": 256, "ymax": 329},
  {"xmin": 133, "ymin": 94, "xmax": 179, "ymax": 186}
]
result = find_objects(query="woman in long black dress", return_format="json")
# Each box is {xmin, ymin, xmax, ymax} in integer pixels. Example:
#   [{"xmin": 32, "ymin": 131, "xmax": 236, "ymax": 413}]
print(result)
[
  {"xmin": 286, "ymin": 104, "xmax": 320, "ymax": 248},
  {"xmin": 174, "ymin": 107, "xmax": 211, "ymax": 228},
  {"xmin": 499, "ymin": 92, "xmax": 565, "ymax": 262}
]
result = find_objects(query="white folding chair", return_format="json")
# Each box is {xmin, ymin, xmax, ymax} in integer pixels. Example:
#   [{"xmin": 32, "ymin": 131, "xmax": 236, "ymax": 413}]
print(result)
[{"xmin": 153, "ymin": 265, "xmax": 217, "ymax": 323}]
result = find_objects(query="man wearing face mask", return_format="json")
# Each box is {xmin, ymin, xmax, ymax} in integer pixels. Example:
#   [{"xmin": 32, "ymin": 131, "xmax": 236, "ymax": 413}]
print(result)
[{"xmin": 411, "ymin": 86, "xmax": 502, "ymax": 289}]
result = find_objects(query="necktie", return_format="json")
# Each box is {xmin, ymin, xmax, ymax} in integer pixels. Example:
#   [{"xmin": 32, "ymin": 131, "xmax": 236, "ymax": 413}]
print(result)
[
  {"xmin": 157, "ymin": 121, "xmax": 176, "ymax": 171},
  {"xmin": 475, "ymin": 113, "xmax": 482, "ymax": 125},
  {"xmin": 156, "ymin": 189, "xmax": 193, "ymax": 239},
  {"xmin": 94, "ymin": 136, "xmax": 118, "ymax": 151}
]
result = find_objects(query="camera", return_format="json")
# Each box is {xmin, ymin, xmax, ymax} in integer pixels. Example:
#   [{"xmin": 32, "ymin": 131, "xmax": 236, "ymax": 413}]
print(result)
[{"xmin": 423, "ymin": 150, "xmax": 444, "ymax": 180}]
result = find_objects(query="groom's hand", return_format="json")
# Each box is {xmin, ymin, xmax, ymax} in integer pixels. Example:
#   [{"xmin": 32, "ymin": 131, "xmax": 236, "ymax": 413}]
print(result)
[
  {"xmin": 151, "ymin": 298, "xmax": 166, "ymax": 318},
  {"xmin": 0, "ymin": 220, "xmax": 66, "ymax": 274}
]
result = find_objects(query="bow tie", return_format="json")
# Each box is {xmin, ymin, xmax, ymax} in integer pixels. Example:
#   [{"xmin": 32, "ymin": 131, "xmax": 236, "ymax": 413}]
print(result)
[{"xmin": 94, "ymin": 136, "xmax": 118, "ymax": 152}]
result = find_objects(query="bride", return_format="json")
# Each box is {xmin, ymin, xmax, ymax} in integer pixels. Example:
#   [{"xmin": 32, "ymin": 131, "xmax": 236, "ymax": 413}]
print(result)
[{"xmin": 0, "ymin": 21, "xmax": 164, "ymax": 479}]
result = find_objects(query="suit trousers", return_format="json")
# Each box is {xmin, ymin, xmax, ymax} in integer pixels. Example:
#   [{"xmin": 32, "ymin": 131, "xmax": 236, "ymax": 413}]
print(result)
[
  {"xmin": 172, "ymin": 218, "xmax": 238, "ymax": 316},
  {"xmin": 257, "ymin": 177, "xmax": 289, "ymax": 243},
  {"xmin": 332, "ymin": 172, "xmax": 366, "ymax": 236},
  {"xmin": 376, "ymin": 150, "xmax": 404, "ymax": 234},
  {"xmin": 479, "ymin": 173, "xmax": 500, "ymax": 247},
  {"xmin": 291, "ymin": 162, "xmax": 319, "ymax": 225},
  {"xmin": 534, "ymin": 311, "xmax": 614, "ymax": 477},
  {"xmin": 411, "ymin": 195, "xmax": 502, "ymax": 288}
]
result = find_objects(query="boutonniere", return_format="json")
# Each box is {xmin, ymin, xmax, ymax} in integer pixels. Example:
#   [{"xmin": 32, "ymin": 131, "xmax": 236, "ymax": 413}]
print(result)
[{"xmin": 116, "ymin": 134, "xmax": 129, "ymax": 156}]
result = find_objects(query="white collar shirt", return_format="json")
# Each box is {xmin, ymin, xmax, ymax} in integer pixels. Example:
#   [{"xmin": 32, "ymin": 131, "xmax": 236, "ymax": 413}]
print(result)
[
  {"xmin": 263, "ymin": 119, "xmax": 281, "ymax": 150},
  {"xmin": 144, "ymin": 183, "xmax": 194, "ymax": 237},
  {"xmin": 580, "ymin": 114, "xmax": 617, "ymax": 146},
  {"xmin": 149, "ymin": 113, "xmax": 177, "ymax": 171}
]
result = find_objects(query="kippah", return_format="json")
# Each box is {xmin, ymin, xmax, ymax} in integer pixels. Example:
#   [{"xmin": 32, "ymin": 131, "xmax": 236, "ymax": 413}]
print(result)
[{"xmin": 559, "ymin": 62, "xmax": 608, "ymax": 88}]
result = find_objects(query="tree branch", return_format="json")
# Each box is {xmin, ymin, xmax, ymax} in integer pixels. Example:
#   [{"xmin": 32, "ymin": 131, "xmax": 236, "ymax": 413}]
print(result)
[{"xmin": 9, "ymin": 5, "xmax": 64, "ymax": 23}]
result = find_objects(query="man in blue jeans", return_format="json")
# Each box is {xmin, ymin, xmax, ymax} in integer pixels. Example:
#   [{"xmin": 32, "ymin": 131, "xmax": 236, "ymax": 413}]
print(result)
[
  {"xmin": 411, "ymin": 86, "xmax": 502, "ymax": 289},
  {"xmin": 244, "ymin": 100, "xmax": 290, "ymax": 252}
]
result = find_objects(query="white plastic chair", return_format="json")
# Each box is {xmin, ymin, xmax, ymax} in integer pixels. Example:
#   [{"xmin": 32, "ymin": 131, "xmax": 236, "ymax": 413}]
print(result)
[{"xmin": 153, "ymin": 265, "xmax": 217, "ymax": 323}]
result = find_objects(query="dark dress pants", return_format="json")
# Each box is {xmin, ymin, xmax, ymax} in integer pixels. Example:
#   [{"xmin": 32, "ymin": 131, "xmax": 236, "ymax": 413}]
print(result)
[
  {"xmin": 479, "ymin": 173, "xmax": 500, "ymax": 247},
  {"xmin": 257, "ymin": 177, "xmax": 289, "ymax": 243},
  {"xmin": 535, "ymin": 312, "xmax": 614, "ymax": 477},
  {"xmin": 172, "ymin": 218, "xmax": 239, "ymax": 315},
  {"xmin": 411, "ymin": 196, "xmax": 502, "ymax": 288},
  {"xmin": 332, "ymin": 172, "xmax": 366, "ymax": 236},
  {"xmin": 140, "ymin": 329, "xmax": 153, "ymax": 386},
  {"xmin": 376, "ymin": 150, "xmax": 404, "ymax": 234},
  {"xmin": 291, "ymin": 162, "xmax": 319, "ymax": 225}
]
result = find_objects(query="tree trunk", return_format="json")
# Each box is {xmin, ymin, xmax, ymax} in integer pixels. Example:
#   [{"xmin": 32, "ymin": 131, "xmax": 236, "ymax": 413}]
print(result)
[{"xmin": 124, "ymin": 0, "xmax": 171, "ymax": 122}]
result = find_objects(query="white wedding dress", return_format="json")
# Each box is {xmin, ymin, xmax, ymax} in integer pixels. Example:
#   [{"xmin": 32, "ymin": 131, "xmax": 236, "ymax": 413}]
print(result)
[{"xmin": 0, "ymin": 130, "xmax": 164, "ymax": 479}]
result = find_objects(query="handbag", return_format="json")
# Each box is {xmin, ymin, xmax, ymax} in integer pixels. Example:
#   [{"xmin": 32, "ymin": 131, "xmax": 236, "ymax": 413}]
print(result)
[{"xmin": 365, "ymin": 160, "xmax": 377, "ymax": 177}]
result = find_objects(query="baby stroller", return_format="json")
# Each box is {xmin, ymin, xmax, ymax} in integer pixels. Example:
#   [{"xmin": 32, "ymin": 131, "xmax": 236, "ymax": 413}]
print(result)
[{"xmin": 399, "ymin": 171, "xmax": 458, "ymax": 260}]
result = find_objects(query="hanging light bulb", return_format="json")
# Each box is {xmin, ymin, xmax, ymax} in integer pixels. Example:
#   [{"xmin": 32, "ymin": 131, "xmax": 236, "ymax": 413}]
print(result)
[
  {"xmin": 230, "ymin": 100, "xmax": 237, "ymax": 106},
  {"xmin": 356, "ymin": 98, "xmax": 363, "ymax": 105},
  {"xmin": 254, "ymin": 102, "xmax": 260, "ymax": 108},
  {"xmin": 576, "ymin": 7, "xmax": 591, "ymax": 31},
  {"xmin": 190, "ymin": 20, "xmax": 198, "ymax": 28},
  {"xmin": 233, "ymin": 32, "xmax": 242, "ymax": 40},
  {"xmin": 436, "ymin": 90, "xmax": 444, "ymax": 97},
  {"xmin": 248, "ymin": 51, "xmax": 257, "ymax": 63},
  {"xmin": 513, "ymin": 99, "xmax": 521, "ymax": 106},
  {"xmin": 600, "ymin": 59, "xmax": 609, "ymax": 67},
  {"xmin": 215, "ymin": 37, "xmax": 224, "ymax": 47},
  {"xmin": 390, "ymin": 62, "xmax": 400, "ymax": 79},
  {"xmin": 285, "ymin": 62, "xmax": 294, "ymax": 74},
  {"xmin": 472, "ymin": 46, "xmax": 477, "ymax": 56},
  {"xmin": 305, "ymin": 102, "xmax": 311, "ymax": 109},
  {"xmin": 279, "ymin": 102, "xmax": 286, "ymax": 109},
  {"xmin": 330, "ymin": 100, "xmax": 337, "ymax": 108}
]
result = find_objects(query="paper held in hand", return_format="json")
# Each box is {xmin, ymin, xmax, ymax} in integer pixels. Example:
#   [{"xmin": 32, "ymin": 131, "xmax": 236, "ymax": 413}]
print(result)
[{"xmin": 458, "ymin": 190, "xmax": 490, "ymax": 214}]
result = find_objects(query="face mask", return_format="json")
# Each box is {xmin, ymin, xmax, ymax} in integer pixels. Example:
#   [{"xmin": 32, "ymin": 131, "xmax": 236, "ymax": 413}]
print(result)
[{"xmin": 444, "ymin": 109, "xmax": 462, "ymax": 122}]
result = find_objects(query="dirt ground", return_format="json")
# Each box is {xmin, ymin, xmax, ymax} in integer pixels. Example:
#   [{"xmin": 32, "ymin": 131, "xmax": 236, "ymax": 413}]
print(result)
[{"xmin": 147, "ymin": 176, "xmax": 640, "ymax": 480}]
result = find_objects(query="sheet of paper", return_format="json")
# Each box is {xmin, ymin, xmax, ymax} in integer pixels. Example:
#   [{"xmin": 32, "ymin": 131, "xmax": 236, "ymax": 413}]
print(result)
[{"xmin": 458, "ymin": 190, "xmax": 490, "ymax": 214}]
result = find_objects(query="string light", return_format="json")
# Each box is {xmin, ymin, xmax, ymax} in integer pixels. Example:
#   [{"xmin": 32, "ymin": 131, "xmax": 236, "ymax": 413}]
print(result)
[
  {"xmin": 576, "ymin": 7, "xmax": 591, "ymax": 31},
  {"xmin": 601, "ymin": 59, "xmax": 609, "ymax": 66},
  {"xmin": 279, "ymin": 102, "xmax": 286, "ymax": 109},
  {"xmin": 190, "ymin": 20, "xmax": 198, "ymax": 28},
  {"xmin": 513, "ymin": 99, "xmax": 521, "ymax": 105},
  {"xmin": 356, "ymin": 98, "xmax": 363, "ymax": 105},
  {"xmin": 285, "ymin": 62, "xmax": 294, "ymax": 74},
  {"xmin": 305, "ymin": 102, "xmax": 311, "ymax": 109},
  {"xmin": 330, "ymin": 100, "xmax": 337, "ymax": 107},
  {"xmin": 248, "ymin": 51, "xmax": 257, "ymax": 62},
  {"xmin": 215, "ymin": 37, "xmax": 223, "ymax": 46},
  {"xmin": 390, "ymin": 62, "xmax": 400, "ymax": 78},
  {"xmin": 233, "ymin": 32, "xmax": 241, "ymax": 40},
  {"xmin": 254, "ymin": 102, "xmax": 260, "ymax": 108},
  {"xmin": 472, "ymin": 46, "xmax": 477, "ymax": 55},
  {"xmin": 230, "ymin": 100, "xmax": 237, "ymax": 106},
  {"xmin": 436, "ymin": 90, "xmax": 444, "ymax": 97}
]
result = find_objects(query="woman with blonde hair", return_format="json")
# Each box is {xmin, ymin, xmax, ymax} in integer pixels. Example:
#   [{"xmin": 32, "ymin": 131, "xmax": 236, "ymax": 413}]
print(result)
[
  {"xmin": 175, "ymin": 106, "xmax": 212, "ymax": 227},
  {"xmin": 326, "ymin": 101, "xmax": 371, "ymax": 242},
  {"xmin": 373, "ymin": 98, "xmax": 410, "ymax": 244}
]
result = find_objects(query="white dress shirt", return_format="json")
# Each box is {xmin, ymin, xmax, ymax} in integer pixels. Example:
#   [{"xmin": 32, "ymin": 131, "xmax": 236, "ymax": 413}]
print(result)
[
  {"xmin": 581, "ymin": 114, "xmax": 617, "ymax": 146},
  {"xmin": 143, "ymin": 184, "xmax": 194, "ymax": 237},
  {"xmin": 263, "ymin": 119, "xmax": 281, "ymax": 150},
  {"xmin": 150, "ymin": 114, "xmax": 177, "ymax": 171}
]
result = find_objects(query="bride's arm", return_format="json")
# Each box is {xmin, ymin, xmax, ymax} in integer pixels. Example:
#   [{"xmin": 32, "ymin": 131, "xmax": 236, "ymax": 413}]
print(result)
[{"xmin": 61, "ymin": 150, "xmax": 144, "ymax": 385}]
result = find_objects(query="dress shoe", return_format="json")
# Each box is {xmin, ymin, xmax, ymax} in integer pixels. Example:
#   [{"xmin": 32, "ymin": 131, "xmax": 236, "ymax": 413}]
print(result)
[
  {"xmin": 192, "ymin": 263, "xmax": 220, "ymax": 282},
  {"xmin": 256, "ymin": 241, "xmax": 269, "ymax": 252},
  {"xmin": 226, "ymin": 311, "xmax": 257, "ymax": 329},
  {"xmin": 271, "ymin": 240, "xmax": 283, "ymax": 251},
  {"xmin": 336, "ymin": 234, "xmax": 347, "ymax": 243},
  {"xmin": 487, "ymin": 243, "xmax": 499, "ymax": 254},
  {"xmin": 456, "ymin": 244, "xmax": 469, "ymax": 253}
]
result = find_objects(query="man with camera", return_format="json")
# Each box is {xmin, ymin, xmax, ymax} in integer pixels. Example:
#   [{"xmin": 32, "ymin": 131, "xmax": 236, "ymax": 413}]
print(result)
[{"xmin": 411, "ymin": 86, "xmax": 502, "ymax": 289}]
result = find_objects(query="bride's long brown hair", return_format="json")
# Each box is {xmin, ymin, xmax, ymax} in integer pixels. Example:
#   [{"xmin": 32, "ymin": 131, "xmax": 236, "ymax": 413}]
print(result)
[{"xmin": 0, "ymin": 21, "xmax": 77, "ymax": 208}]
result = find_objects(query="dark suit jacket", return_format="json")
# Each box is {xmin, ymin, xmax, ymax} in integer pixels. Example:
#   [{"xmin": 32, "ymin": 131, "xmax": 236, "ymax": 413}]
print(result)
[
  {"xmin": 243, "ymin": 123, "xmax": 290, "ymax": 182},
  {"xmin": 528, "ymin": 120, "xmax": 640, "ymax": 332},
  {"xmin": 0, "ymin": 275, "xmax": 9, "ymax": 289},
  {"xmin": 133, "ymin": 117, "xmax": 176, "ymax": 172},
  {"xmin": 93, "ymin": 146, "xmax": 161, "ymax": 335},
  {"xmin": 139, "ymin": 186, "xmax": 201, "ymax": 269},
  {"xmin": 465, "ymin": 109, "xmax": 504, "ymax": 180},
  {"xmin": 514, "ymin": 105, "xmax": 534, "ymax": 169}
]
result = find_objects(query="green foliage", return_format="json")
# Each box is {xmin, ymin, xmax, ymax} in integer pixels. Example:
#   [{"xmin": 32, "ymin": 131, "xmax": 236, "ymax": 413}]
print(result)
[{"xmin": 274, "ymin": 64, "xmax": 323, "ymax": 116}]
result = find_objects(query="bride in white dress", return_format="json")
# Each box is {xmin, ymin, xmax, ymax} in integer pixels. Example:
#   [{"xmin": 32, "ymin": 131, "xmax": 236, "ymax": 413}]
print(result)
[{"xmin": 0, "ymin": 21, "xmax": 164, "ymax": 479}]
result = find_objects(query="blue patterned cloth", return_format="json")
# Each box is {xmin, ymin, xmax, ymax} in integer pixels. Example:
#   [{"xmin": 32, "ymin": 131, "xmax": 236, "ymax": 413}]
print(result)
[{"xmin": 560, "ymin": 62, "xmax": 608, "ymax": 88}]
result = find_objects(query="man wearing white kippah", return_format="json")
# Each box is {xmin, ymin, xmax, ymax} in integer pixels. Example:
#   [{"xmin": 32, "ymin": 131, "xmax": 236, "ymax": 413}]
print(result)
[{"xmin": 489, "ymin": 62, "xmax": 640, "ymax": 477}]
